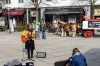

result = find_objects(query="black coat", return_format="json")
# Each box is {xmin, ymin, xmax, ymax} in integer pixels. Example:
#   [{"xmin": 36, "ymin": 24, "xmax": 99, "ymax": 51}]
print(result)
[
  {"xmin": 24, "ymin": 28, "xmax": 35, "ymax": 50},
  {"xmin": 25, "ymin": 40, "xmax": 35, "ymax": 50}
]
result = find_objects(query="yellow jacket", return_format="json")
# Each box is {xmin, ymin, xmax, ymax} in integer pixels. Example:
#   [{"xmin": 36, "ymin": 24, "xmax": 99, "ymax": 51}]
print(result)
[{"xmin": 22, "ymin": 29, "xmax": 36, "ymax": 40}]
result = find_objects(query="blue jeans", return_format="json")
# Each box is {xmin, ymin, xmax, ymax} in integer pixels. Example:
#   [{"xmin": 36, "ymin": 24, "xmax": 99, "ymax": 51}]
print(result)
[
  {"xmin": 36, "ymin": 31, "xmax": 39, "ymax": 39},
  {"xmin": 42, "ymin": 31, "xmax": 46, "ymax": 39}
]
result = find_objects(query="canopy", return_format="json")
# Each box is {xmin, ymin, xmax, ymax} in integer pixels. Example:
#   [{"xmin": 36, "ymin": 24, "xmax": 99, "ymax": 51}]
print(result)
[
  {"xmin": 3, "ymin": 10, "xmax": 25, "ymax": 16},
  {"xmin": 43, "ymin": 8, "xmax": 83, "ymax": 14}
]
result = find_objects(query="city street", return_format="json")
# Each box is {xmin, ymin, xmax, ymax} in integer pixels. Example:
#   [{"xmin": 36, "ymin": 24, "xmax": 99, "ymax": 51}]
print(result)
[{"xmin": 0, "ymin": 31, "xmax": 100, "ymax": 66}]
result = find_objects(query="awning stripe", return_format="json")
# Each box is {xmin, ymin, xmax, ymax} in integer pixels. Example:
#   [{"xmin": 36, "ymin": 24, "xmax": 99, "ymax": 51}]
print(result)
[{"xmin": 3, "ymin": 10, "xmax": 25, "ymax": 16}]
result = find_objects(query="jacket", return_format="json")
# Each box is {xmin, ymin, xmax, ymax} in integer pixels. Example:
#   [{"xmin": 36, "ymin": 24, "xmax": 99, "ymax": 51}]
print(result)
[
  {"xmin": 70, "ymin": 52, "xmax": 87, "ymax": 66},
  {"xmin": 41, "ymin": 24, "xmax": 46, "ymax": 31},
  {"xmin": 22, "ymin": 29, "xmax": 36, "ymax": 40}
]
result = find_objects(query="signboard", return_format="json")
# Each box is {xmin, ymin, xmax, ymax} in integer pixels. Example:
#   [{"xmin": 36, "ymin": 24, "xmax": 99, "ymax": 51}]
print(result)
[
  {"xmin": 82, "ymin": 21, "xmax": 100, "ymax": 29},
  {"xmin": 10, "ymin": 19, "xmax": 14, "ymax": 32},
  {"xmin": 82, "ymin": 21, "xmax": 88, "ymax": 29},
  {"xmin": 88, "ymin": 21, "xmax": 100, "ymax": 28},
  {"xmin": 13, "ymin": 18, "xmax": 16, "ymax": 28}
]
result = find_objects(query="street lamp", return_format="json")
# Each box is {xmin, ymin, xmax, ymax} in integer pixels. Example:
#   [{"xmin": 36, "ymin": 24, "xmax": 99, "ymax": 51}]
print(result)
[{"xmin": 7, "ymin": 7, "xmax": 11, "ymax": 34}]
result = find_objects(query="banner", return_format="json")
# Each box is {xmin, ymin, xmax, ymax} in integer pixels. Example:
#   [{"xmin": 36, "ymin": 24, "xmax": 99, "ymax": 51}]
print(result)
[
  {"xmin": 9, "ymin": 19, "xmax": 14, "ymax": 32},
  {"xmin": 88, "ymin": 21, "xmax": 100, "ymax": 28},
  {"xmin": 13, "ymin": 18, "xmax": 16, "ymax": 28}
]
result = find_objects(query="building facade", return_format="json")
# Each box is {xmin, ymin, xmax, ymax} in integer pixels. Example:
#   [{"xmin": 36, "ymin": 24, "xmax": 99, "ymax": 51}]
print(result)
[
  {"xmin": 40, "ymin": 0, "xmax": 100, "ymax": 24},
  {"xmin": 2, "ymin": 0, "xmax": 37, "ymax": 27},
  {"xmin": 2, "ymin": 0, "xmax": 100, "ymax": 27}
]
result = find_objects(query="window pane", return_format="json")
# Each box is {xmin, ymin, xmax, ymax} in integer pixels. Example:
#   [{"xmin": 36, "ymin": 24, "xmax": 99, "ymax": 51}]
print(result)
[
  {"xmin": 9, "ymin": 0, "xmax": 11, "ymax": 3},
  {"xmin": 18, "ymin": 0, "xmax": 23, "ymax": 3},
  {"xmin": 6, "ymin": 0, "xmax": 11, "ymax": 4},
  {"xmin": 6, "ymin": 0, "xmax": 8, "ymax": 4}
]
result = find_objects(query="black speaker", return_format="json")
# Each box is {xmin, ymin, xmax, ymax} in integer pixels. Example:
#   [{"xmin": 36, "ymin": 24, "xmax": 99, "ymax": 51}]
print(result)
[
  {"xmin": 55, "ymin": 60, "xmax": 69, "ymax": 66},
  {"xmin": 36, "ymin": 52, "xmax": 46, "ymax": 58},
  {"xmin": 26, "ymin": 62, "xmax": 34, "ymax": 66}
]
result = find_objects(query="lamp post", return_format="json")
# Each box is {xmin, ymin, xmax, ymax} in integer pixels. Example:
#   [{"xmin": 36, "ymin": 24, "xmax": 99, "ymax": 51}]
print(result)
[{"xmin": 7, "ymin": 7, "xmax": 11, "ymax": 34}]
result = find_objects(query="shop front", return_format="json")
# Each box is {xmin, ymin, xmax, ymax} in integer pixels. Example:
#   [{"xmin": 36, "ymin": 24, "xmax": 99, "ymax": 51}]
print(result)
[
  {"xmin": 3, "ymin": 9, "xmax": 25, "ymax": 27},
  {"xmin": 43, "ymin": 7, "xmax": 84, "ymax": 24}
]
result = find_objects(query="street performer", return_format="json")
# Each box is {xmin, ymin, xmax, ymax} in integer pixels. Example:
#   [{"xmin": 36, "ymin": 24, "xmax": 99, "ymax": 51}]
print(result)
[{"xmin": 22, "ymin": 23, "xmax": 36, "ymax": 59}]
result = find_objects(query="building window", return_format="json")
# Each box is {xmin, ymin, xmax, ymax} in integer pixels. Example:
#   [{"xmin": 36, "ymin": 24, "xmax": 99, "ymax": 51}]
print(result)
[
  {"xmin": 18, "ymin": 0, "xmax": 24, "ymax": 3},
  {"xmin": 46, "ymin": 0, "xmax": 51, "ymax": 1},
  {"xmin": 6, "ymin": 0, "xmax": 11, "ymax": 4},
  {"xmin": 32, "ymin": 0, "xmax": 36, "ymax": 3}
]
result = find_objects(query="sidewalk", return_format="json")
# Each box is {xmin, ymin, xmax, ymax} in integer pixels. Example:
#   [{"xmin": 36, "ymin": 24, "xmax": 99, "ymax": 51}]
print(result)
[{"xmin": 0, "ymin": 32, "xmax": 100, "ymax": 66}]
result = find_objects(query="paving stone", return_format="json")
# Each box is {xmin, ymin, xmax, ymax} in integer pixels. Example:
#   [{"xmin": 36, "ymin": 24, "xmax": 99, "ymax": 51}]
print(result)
[{"xmin": 0, "ymin": 32, "xmax": 100, "ymax": 66}]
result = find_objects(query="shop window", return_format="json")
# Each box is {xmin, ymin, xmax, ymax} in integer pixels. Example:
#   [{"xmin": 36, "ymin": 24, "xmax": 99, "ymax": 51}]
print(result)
[
  {"xmin": 32, "ymin": 0, "xmax": 36, "ymax": 3},
  {"xmin": 18, "ymin": 0, "xmax": 24, "ymax": 3},
  {"xmin": 6, "ymin": 0, "xmax": 11, "ymax": 4}
]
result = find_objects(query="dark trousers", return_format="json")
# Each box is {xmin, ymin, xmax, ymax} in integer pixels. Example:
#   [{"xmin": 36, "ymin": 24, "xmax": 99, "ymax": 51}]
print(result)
[
  {"xmin": 25, "ymin": 40, "xmax": 35, "ymax": 59},
  {"xmin": 27, "ymin": 49, "xmax": 34, "ymax": 58}
]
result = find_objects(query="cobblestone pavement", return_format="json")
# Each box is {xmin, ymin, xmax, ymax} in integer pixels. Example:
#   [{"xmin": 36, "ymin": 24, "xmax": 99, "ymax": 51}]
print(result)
[{"xmin": 0, "ymin": 31, "xmax": 100, "ymax": 66}]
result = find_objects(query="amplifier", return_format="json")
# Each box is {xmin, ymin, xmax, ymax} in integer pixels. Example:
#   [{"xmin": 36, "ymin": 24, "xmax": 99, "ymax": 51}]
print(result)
[{"xmin": 36, "ymin": 52, "xmax": 46, "ymax": 58}]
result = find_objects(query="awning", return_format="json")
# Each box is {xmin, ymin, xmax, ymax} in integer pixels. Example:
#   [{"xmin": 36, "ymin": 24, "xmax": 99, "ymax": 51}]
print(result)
[
  {"xmin": 3, "ymin": 10, "xmax": 25, "ymax": 16},
  {"xmin": 43, "ymin": 8, "xmax": 83, "ymax": 14}
]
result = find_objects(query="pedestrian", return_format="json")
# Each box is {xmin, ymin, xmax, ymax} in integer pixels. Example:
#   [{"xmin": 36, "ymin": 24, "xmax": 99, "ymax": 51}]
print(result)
[
  {"xmin": 34, "ymin": 21, "xmax": 40, "ymax": 40},
  {"xmin": 22, "ymin": 23, "xmax": 36, "ymax": 59},
  {"xmin": 41, "ymin": 22, "xmax": 46, "ymax": 39},
  {"xmin": 66, "ymin": 48, "xmax": 87, "ymax": 66}
]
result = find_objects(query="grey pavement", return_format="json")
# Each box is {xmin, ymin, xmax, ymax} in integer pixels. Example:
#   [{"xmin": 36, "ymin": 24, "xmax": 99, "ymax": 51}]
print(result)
[{"xmin": 0, "ymin": 31, "xmax": 100, "ymax": 66}]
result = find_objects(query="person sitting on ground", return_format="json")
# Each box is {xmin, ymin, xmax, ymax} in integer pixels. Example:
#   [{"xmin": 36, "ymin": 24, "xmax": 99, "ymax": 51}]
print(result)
[{"xmin": 66, "ymin": 48, "xmax": 87, "ymax": 66}]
